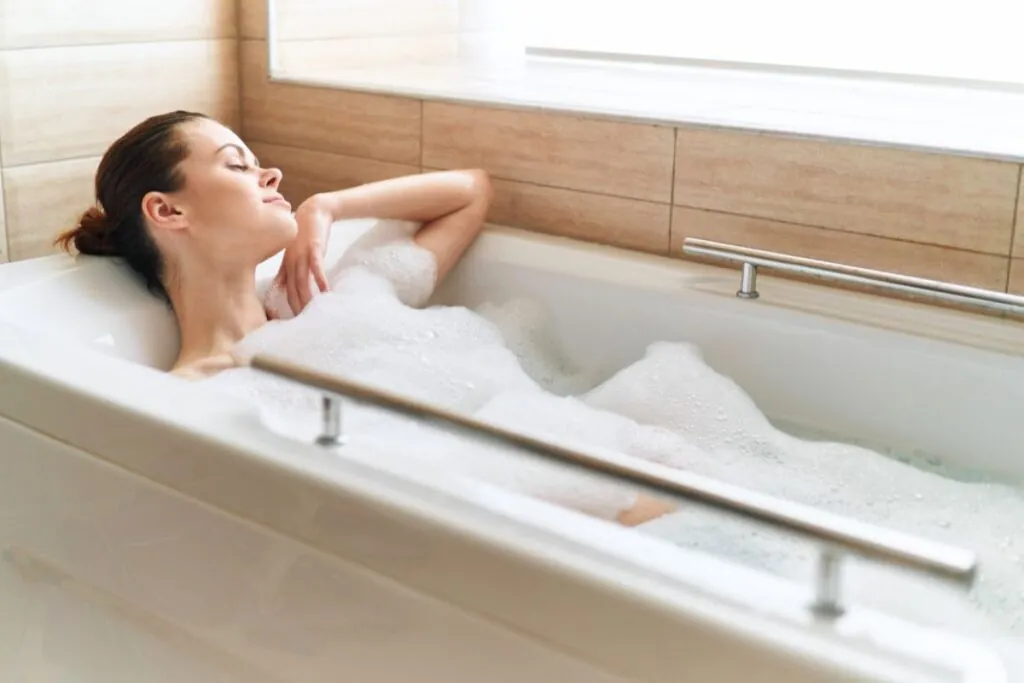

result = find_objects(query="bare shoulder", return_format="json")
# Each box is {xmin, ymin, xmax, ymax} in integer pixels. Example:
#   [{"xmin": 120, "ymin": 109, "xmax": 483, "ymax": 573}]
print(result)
[{"xmin": 170, "ymin": 353, "xmax": 239, "ymax": 381}]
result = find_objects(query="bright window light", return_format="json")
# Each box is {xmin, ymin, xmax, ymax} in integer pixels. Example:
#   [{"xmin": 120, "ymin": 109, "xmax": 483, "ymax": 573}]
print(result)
[{"xmin": 525, "ymin": 0, "xmax": 1024, "ymax": 86}]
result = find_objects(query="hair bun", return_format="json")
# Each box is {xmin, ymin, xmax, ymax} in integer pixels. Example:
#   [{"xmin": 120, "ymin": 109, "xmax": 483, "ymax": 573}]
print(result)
[{"xmin": 55, "ymin": 206, "xmax": 117, "ymax": 256}]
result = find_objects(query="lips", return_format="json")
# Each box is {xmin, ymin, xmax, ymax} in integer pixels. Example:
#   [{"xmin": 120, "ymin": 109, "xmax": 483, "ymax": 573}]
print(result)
[{"xmin": 264, "ymin": 194, "xmax": 291, "ymax": 208}]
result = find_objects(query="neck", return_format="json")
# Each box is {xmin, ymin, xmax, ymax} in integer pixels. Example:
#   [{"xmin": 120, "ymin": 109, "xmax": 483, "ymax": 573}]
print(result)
[{"xmin": 168, "ymin": 260, "xmax": 268, "ymax": 368}]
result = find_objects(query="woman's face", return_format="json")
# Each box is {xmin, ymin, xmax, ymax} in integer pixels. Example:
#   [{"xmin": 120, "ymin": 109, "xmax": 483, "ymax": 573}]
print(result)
[{"xmin": 154, "ymin": 118, "xmax": 298, "ymax": 268}]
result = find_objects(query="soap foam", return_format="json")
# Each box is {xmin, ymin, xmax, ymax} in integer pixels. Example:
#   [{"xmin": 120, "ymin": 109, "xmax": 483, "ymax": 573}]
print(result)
[
  {"xmin": 203, "ymin": 219, "xmax": 1024, "ymax": 641},
  {"xmin": 474, "ymin": 298, "xmax": 603, "ymax": 395},
  {"xmin": 262, "ymin": 219, "xmax": 437, "ymax": 321},
  {"xmin": 584, "ymin": 341, "xmax": 1024, "ymax": 637},
  {"xmin": 209, "ymin": 220, "xmax": 640, "ymax": 520}
]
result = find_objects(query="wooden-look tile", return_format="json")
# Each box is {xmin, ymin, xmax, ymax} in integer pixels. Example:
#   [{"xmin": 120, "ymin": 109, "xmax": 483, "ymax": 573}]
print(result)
[
  {"xmin": 238, "ymin": 0, "xmax": 268, "ymax": 39},
  {"xmin": 422, "ymin": 102, "xmax": 675, "ymax": 203},
  {"xmin": 241, "ymin": 41, "xmax": 421, "ymax": 165},
  {"xmin": 275, "ymin": 35, "xmax": 460, "ymax": 73},
  {"xmin": 674, "ymin": 128, "xmax": 1019, "ymax": 255},
  {"xmin": 0, "ymin": 170, "xmax": 7, "ymax": 262},
  {"xmin": 489, "ymin": 178, "xmax": 671, "ymax": 254},
  {"xmin": 1013, "ymin": 168, "xmax": 1024, "ymax": 259},
  {"xmin": 249, "ymin": 142, "xmax": 420, "ymax": 206},
  {"xmin": 0, "ymin": 40, "xmax": 239, "ymax": 167},
  {"xmin": 3, "ymin": 157, "xmax": 99, "ymax": 261},
  {"xmin": 671, "ymin": 207, "xmax": 1009, "ymax": 290},
  {"xmin": 241, "ymin": 0, "xmax": 458, "ymax": 40},
  {"xmin": 1010, "ymin": 259, "xmax": 1024, "ymax": 295},
  {"xmin": 0, "ymin": 0, "xmax": 235, "ymax": 49}
]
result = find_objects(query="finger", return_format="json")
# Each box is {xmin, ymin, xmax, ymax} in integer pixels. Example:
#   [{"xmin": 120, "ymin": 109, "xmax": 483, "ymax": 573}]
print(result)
[
  {"xmin": 296, "ymin": 257, "xmax": 311, "ymax": 310},
  {"xmin": 286, "ymin": 279, "xmax": 300, "ymax": 318},
  {"xmin": 311, "ymin": 252, "xmax": 329, "ymax": 293},
  {"xmin": 284, "ymin": 266, "xmax": 301, "ymax": 316}
]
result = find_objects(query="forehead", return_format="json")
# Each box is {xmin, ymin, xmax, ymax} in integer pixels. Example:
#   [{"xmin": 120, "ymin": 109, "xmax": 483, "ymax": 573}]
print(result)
[{"xmin": 181, "ymin": 118, "xmax": 250, "ymax": 158}]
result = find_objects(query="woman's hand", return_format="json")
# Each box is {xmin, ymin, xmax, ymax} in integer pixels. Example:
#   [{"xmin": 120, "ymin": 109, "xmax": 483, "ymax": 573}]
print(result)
[{"xmin": 275, "ymin": 194, "xmax": 333, "ymax": 315}]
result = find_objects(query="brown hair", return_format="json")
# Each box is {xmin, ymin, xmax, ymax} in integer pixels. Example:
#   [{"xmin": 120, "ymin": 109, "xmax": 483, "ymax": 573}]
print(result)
[{"xmin": 55, "ymin": 110, "xmax": 209, "ymax": 300}]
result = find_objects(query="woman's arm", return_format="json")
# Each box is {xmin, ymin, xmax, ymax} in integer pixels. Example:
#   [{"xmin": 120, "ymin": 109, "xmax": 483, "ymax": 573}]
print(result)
[
  {"xmin": 280, "ymin": 169, "xmax": 492, "ymax": 312},
  {"xmin": 307, "ymin": 168, "xmax": 492, "ymax": 277},
  {"xmin": 279, "ymin": 169, "xmax": 492, "ymax": 313}
]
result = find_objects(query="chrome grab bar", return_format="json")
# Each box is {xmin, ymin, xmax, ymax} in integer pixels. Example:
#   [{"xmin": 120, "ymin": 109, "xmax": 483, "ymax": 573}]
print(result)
[
  {"xmin": 682, "ymin": 237, "xmax": 1024, "ymax": 316},
  {"xmin": 250, "ymin": 353, "xmax": 978, "ymax": 619}
]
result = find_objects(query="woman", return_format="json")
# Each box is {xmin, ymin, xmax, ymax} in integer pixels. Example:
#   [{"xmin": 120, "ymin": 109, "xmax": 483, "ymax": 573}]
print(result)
[
  {"xmin": 56, "ymin": 110, "xmax": 673, "ymax": 526},
  {"xmin": 57, "ymin": 110, "xmax": 492, "ymax": 380}
]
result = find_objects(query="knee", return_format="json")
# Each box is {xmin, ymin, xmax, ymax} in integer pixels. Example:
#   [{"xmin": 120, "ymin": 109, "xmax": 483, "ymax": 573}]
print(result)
[
  {"xmin": 617, "ymin": 495, "xmax": 676, "ymax": 527},
  {"xmin": 464, "ymin": 168, "xmax": 494, "ymax": 208}
]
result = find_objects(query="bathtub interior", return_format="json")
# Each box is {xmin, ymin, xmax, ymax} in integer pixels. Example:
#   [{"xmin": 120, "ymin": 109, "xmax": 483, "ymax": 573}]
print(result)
[
  {"xmin": 431, "ymin": 230, "xmax": 1024, "ymax": 486},
  {"xmin": 1, "ymin": 217, "xmax": 1022, "ymax": 485}
]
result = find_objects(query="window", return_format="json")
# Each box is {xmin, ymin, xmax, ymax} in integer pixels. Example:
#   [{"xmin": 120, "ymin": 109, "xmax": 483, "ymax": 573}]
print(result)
[
  {"xmin": 269, "ymin": 0, "xmax": 1024, "ymax": 159},
  {"xmin": 524, "ymin": 0, "xmax": 1024, "ymax": 86}
]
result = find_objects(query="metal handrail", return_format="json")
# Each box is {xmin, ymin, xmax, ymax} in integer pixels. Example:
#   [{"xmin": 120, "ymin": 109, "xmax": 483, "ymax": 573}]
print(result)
[
  {"xmin": 249, "ymin": 352, "xmax": 978, "ymax": 618},
  {"xmin": 682, "ymin": 237, "xmax": 1024, "ymax": 316}
]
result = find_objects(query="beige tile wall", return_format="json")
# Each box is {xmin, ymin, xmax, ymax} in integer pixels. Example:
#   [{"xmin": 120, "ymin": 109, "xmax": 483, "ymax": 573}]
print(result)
[
  {"xmin": 1014, "ymin": 171, "xmax": 1024, "ymax": 261},
  {"xmin": 274, "ymin": 35, "xmax": 459, "ymax": 75},
  {"xmin": 0, "ymin": 0, "xmax": 238, "ymax": 261},
  {"xmin": 421, "ymin": 101, "xmax": 676, "ymax": 254},
  {"xmin": 422, "ymin": 102, "xmax": 675, "ymax": 202},
  {"xmin": 1, "ymin": 41, "xmax": 238, "ymax": 167},
  {"xmin": 674, "ymin": 129, "xmax": 1018, "ymax": 254},
  {"xmin": 241, "ymin": 0, "xmax": 459, "ymax": 74},
  {"xmin": 2, "ymin": 157, "xmax": 99, "ymax": 262},
  {"xmin": 0, "ymin": 169, "xmax": 6, "ymax": 262},
  {"xmin": 242, "ymin": 42, "xmax": 420, "ymax": 164},
  {"xmin": 669, "ymin": 208, "xmax": 1010, "ymax": 290},
  {"xmin": 486, "ymin": 178, "xmax": 671, "ymax": 254},
  {"xmin": 1011, "ymin": 260, "xmax": 1024, "ymax": 295},
  {"xmin": 249, "ymin": 141, "xmax": 419, "ymax": 204},
  {"xmin": 671, "ymin": 136, "xmax": 1020, "ymax": 293},
  {"xmin": 241, "ymin": 39, "xmax": 425, "ymax": 201},
  {"xmin": 0, "ymin": 0, "xmax": 236, "ymax": 49},
  {"xmin": 671, "ymin": 131, "xmax": 1022, "ymax": 290},
  {"xmin": 240, "ymin": 0, "xmax": 458, "ymax": 41},
  {"xmin": 1008, "ymin": 172, "xmax": 1023, "ymax": 293}
]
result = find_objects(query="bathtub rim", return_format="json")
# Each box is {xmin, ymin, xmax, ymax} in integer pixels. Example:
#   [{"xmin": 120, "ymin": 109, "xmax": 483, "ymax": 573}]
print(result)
[
  {"xmin": 464, "ymin": 225, "xmax": 1024, "ymax": 360},
  {"xmin": 0, "ymin": 316, "xmax": 1011, "ymax": 682}
]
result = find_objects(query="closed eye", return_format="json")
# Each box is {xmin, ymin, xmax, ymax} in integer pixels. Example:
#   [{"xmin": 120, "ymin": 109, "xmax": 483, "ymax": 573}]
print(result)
[{"xmin": 217, "ymin": 143, "xmax": 260, "ymax": 170}]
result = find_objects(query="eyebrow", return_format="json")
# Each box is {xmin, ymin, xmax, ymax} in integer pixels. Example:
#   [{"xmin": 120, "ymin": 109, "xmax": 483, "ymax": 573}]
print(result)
[{"xmin": 216, "ymin": 143, "xmax": 260, "ymax": 167}]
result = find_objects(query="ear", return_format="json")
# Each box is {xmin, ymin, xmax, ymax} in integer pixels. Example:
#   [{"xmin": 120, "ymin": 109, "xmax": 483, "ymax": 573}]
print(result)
[{"xmin": 141, "ymin": 191, "xmax": 188, "ymax": 232}]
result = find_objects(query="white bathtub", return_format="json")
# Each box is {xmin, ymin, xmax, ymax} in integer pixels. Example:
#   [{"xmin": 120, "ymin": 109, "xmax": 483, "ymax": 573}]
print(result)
[{"xmin": 0, "ymin": 220, "xmax": 1021, "ymax": 682}]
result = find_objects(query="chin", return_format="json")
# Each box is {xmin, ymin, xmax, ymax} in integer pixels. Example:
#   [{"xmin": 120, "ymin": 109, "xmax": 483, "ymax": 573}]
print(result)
[
  {"xmin": 282, "ymin": 221, "xmax": 299, "ymax": 245},
  {"xmin": 273, "ymin": 213, "xmax": 299, "ymax": 240},
  {"xmin": 254, "ymin": 221, "xmax": 299, "ymax": 262}
]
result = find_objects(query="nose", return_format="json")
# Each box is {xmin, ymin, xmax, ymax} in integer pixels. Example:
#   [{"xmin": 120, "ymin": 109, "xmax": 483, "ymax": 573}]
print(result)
[{"xmin": 260, "ymin": 166, "xmax": 283, "ymax": 190}]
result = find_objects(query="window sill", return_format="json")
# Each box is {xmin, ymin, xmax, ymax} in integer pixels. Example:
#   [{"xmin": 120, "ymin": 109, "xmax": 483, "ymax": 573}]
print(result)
[{"xmin": 268, "ymin": 46, "xmax": 1024, "ymax": 163}]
